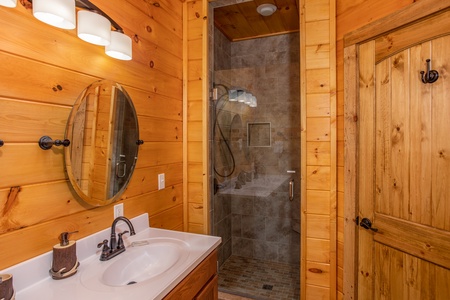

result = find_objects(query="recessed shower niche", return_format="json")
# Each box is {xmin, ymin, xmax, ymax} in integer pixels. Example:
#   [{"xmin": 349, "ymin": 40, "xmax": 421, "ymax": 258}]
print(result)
[{"xmin": 247, "ymin": 122, "xmax": 271, "ymax": 147}]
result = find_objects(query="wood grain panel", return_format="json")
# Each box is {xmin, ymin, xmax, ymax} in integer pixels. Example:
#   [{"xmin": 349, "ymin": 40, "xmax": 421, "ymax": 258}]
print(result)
[
  {"xmin": 305, "ymin": 20, "xmax": 330, "ymax": 46},
  {"xmin": 389, "ymin": 51, "xmax": 410, "ymax": 220},
  {"xmin": 306, "ymin": 118, "xmax": 331, "ymax": 141},
  {"xmin": 0, "ymin": 99, "xmax": 70, "ymax": 142},
  {"xmin": 136, "ymin": 142, "xmax": 183, "ymax": 167},
  {"xmin": 187, "ymin": 183, "xmax": 203, "ymax": 204},
  {"xmin": 125, "ymin": 163, "xmax": 183, "ymax": 196},
  {"xmin": 306, "ymin": 141, "xmax": 331, "ymax": 166},
  {"xmin": 0, "ymin": 6, "xmax": 182, "ymax": 99},
  {"xmin": 188, "ymin": 203, "xmax": 204, "ymax": 224},
  {"xmin": 306, "ymin": 69, "xmax": 330, "ymax": 94},
  {"xmin": 306, "ymin": 238, "xmax": 330, "ymax": 263},
  {"xmin": 126, "ymin": 0, "xmax": 182, "ymax": 39},
  {"xmin": 304, "ymin": 0, "xmax": 330, "ymax": 22},
  {"xmin": 127, "ymin": 87, "xmax": 182, "ymax": 121},
  {"xmin": 409, "ymin": 42, "xmax": 432, "ymax": 226},
  {"xmin": 139, "ymin": 117, "xmax": 182, "ymax": 142},
  {"xmin": 357, "ymin": 40, "xmax": 376, "ymax": 299},
  {"xmin": 149, "ymin": 204, "xmax": 184, "ymax": 230},
  {"xmin": 306, "ymin": 190, "xmax": 331, "ymax": 215},
  {"xmin": 187, "ymin": 100, "xmax": 204, "ymax": 121},
  {"xmin": 1, "ymin": 144, "xmax": 66, "ymax": 189},
  {"xmin": 306, "ymin": 93, "xmax": 331, "ymax": 117},
  {"xmin": 305, "ymin": 284, "xmax": 329, "ymax": 299},
  {"xmin": 375, "ymin": 57, "xmax": 391, "ymax": 216},
  {"xmin": 0, "ymin": 53, "xmax": 97, "ymax": 105},
  {"xmin": 431, "ymin": 36, "xmax": 450, "ymax": 231},
  {"xmin": 374, "ymin": 9, "xmax": 450, "ymax": 63},
  {"xmin": 305, "ymin": 44, "xmax": 330, "ymax": 70},
  {"xmin": 306, "ymin": 214, "xmax": 330, "ymax": 239},
  {"xmin": 306, "ymin": 166, "xmax": 331, "ymax": 190},
  {"xmin": 187, "ymin": 164, "xmax": 203, "ymax": 183},
  {"xmin": 306, "ymin": 261, "xmax": 330, "ymax": 287}
]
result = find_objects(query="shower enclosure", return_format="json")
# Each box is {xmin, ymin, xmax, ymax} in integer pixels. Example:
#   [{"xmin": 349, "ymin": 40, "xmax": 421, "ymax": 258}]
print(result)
[{"xmin": 209, "ymin": 6, "xmax": 301, "ymax": 298}]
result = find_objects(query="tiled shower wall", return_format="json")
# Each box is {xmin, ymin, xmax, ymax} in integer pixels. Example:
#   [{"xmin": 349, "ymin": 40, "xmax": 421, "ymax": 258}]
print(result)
[{"xmin": 212, "ymin": 27, "xmax": 300, "ymax": 266}]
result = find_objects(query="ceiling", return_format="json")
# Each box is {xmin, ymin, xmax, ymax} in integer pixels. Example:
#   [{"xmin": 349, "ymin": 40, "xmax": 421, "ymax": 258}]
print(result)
[{"xmin": 213, "ymin": 0, "xmax": 300, "ymax": 42}]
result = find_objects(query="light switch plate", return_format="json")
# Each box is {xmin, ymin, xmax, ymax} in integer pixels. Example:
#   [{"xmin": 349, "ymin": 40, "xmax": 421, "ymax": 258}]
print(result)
[{"xmin": 158, "ymin": 173, "xmax": 165, "ymax": 190}]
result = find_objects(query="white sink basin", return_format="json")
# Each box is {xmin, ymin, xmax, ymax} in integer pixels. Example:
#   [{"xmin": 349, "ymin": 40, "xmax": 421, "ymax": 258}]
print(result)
[
  {"xmin": 81, "ymin": 237, "xmax": 190, "ymax": 291},
  {"xmin": 5, "ymin": 214, "xmax": 221, "ymax": 300}
]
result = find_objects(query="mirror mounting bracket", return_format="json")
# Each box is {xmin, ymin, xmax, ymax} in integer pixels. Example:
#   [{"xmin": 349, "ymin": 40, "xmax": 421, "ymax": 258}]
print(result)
[{"xmin": 39, "ymin": 136, "xmax": 70, "ymax": 150}]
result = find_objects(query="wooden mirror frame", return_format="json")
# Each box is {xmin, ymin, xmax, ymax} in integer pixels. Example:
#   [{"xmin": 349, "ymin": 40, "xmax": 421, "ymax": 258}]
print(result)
[{"xmin": 64, "ymin": 79, "xmax": 140, "ymax": 206}]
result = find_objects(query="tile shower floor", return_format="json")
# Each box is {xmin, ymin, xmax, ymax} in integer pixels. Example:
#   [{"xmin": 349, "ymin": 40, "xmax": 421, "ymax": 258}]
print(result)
[{"xmin": 218, "ymin": 255, "xmax": 300, "ymax": 299}]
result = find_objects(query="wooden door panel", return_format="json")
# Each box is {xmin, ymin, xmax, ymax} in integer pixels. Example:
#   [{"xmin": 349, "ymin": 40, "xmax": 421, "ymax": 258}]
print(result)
[
  {"xmin": 358, "ymin": 28, "xmax": 450, "ymax": 299},
  {"xmin": 430, "ymin": 36, "xmax": 450, "ymax": 231},
  {"xmin": 373, "ymin": 242, "xmax": 450, "ymax": 300},
  {"xmin": 409, "ymin": 42, "xmax": 433, "ymax": 227},
  {"xmin": 374, "ymin": 214, "xmax": 450, "ymax": 270}
]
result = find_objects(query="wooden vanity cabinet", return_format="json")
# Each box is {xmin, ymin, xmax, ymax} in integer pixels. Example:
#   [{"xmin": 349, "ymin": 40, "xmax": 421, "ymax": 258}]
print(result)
[{"xmin": 164, "ymin": 250, "xmax": 218, "ymax": 300}]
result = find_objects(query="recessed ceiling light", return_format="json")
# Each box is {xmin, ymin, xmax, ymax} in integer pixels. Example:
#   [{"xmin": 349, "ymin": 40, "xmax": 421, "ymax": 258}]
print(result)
[{"xmin": 257, "ymin": 3, "xmax": 277, "ymax": 17}]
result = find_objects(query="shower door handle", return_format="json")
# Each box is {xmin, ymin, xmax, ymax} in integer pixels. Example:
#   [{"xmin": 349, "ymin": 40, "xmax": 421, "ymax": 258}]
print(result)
[{"xmin": 289, "ymin": 179, "xmax": 294, "ymax": 201}]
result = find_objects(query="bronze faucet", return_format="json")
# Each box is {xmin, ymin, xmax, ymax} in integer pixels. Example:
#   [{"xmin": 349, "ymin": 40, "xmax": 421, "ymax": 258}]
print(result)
[{"xmin": 97, "ymin": 216, "xmax": 136, "ymax": 261}]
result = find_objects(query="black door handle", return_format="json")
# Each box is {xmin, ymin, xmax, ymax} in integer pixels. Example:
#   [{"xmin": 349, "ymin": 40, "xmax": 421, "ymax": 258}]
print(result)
[{"xmin": 360, "ymin": 217, "xmax": 378, "ymax": 232}]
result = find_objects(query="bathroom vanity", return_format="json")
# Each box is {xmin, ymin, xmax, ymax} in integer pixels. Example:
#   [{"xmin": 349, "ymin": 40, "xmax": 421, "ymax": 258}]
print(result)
[{"xmin": 1, "ymin": 214, "xmax": 221, "ymax": 300}]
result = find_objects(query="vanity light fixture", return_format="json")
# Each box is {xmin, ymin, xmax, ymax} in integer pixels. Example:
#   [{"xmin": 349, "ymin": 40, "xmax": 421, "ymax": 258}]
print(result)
[
  {"xmin": 106, "ymin": 30, "xmax": 132, "ymax": 60},
  {"xmin": 10, "ymin": 0, "xmax": 132, "ymax": 60},
  {"xmin": 77, "ymin": 10, "xmax": 111, "ymax": 46},
  {"xmin": 32, "ymin": 0, "xmax": 76, "ymax": 29},
  {"xmin": 256, "ymin": 3, "xmax": 277, "ymax": 17},
  {"xmin": 0, "ymin": 0, "xmax": 16, "ymax": 8}
]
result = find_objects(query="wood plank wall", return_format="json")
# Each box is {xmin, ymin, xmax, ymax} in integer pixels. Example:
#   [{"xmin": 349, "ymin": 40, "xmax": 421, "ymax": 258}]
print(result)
[
  {"xmin": 300, "ymin": 0, "xmax": 337, "ymax": 298},
  {"xmin": 336, "ymin": 0, "xmax": 420, "ymax": 298},
  {"xmin": 0, "ymin": 0, "xmax": 184, "ymax": 270},
  {"xmin": 184, "ymin": 0, "xmax": 210, "ymax": 234}
]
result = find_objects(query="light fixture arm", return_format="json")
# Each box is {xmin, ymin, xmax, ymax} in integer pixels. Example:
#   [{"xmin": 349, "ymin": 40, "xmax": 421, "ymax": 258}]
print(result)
[
  {"xmin": 23, "ymin": 0, "xmax": 123, "ymax": 32},
  {"xmin": 75, "ymin": 0, "xmax": 123, "ymax": 32}
]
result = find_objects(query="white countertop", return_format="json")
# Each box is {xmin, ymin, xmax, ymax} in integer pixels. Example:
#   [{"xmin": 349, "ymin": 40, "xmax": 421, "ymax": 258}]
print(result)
[{"xmin": 0, "ymin": 214, "xmax": 221, "ymax": 300}]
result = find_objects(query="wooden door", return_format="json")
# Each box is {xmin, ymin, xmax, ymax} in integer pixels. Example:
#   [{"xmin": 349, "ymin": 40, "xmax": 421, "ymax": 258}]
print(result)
[{"xmin": 346, "ymin": 7, "xmax": 450, "ymax": 300}]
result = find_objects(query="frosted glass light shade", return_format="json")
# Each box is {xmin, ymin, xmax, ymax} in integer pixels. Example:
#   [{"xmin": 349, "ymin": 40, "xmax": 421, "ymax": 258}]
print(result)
[
  {"xmin": 228, "ymin": 89, "xmax": 237, "ymax": 101},
  {"xmin": 0, "ymin": 0, "xmax": 16, "ymax": 8},
  {"xmin": 77, "ymin": 11, "xmax": 111, "ymax": 46},
  {"xmin": 237, "ymin": 90, "xmax": 245, "ymax": 102},
  {"xmin": 33, "ymin": 0, "xmax": 75, "ymax": 29},
  {"xmin": 250, "ymin": 96, "xmax": 257, "ymax": 107},
  {"xmin": 106, "ymin": 31, "xmax": 132, "ymax": 60},
  {"xmin": 244, "ymin": 92, "xmax": 252, "ymax": 104}
]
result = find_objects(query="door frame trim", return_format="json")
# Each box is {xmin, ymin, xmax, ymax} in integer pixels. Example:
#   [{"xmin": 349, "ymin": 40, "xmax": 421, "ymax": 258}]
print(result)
[{"xmin": 343, "ymin": 1, "xmax": 450, "ymax": 299}]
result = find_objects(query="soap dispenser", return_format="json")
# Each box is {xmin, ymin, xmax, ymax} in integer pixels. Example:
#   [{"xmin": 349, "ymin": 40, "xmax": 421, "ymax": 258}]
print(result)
[{"xmin": 49, "ymin": 231, "xmax": 80, "ymax": 280}]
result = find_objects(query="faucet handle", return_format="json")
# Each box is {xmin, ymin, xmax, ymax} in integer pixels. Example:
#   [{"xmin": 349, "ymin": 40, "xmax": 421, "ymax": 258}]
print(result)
[
  {"xmin": 97, "ymin": 239, "xmax": 110, "ymax": 258},
  {"xmin": 117, "ymin": 231, "xmax": 129, "ymax": 249}
]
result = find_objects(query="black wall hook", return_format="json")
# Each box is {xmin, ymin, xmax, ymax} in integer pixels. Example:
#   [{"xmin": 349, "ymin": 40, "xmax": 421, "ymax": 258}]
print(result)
[
  {"xmin": 421, "ymin": 59, "xmax": 439, "ymax": 84},
  {"xmin": 39, "ymin": 136, "xmax": 70, "ymax": 150},
  {"xmin": 0, "ymin": 139, "xmax": 3, "ymax": 147}
]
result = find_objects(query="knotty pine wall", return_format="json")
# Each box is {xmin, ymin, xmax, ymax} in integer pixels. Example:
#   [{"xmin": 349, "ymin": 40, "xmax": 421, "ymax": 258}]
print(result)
[
  {"xmin": 337, "ymin": 0, "xmax": 421, "ymax": 298},
  {"xmin": 184, "ymin": 0, "xmax": 210, "ymax": 234},
  {"xmin": 301, "ymin": 0, "xmax": 337, "ymax": 298},
  {"xmin": 0, "ymin": 0, "xmax": 185, "ymax": 270}
]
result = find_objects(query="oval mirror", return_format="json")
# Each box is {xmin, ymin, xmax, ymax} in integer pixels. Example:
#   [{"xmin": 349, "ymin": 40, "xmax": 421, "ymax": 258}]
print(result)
[{"xmin": 65, "ymin": 80, "xmax": 140, "ymax": 206}]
